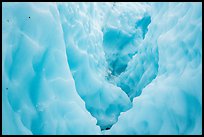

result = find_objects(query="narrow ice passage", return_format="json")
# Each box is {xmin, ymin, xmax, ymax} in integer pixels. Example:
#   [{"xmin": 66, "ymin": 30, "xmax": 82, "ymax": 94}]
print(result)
[{"xmin": 2, "ymin": 2, "xmax": 202, "ymax": 135}]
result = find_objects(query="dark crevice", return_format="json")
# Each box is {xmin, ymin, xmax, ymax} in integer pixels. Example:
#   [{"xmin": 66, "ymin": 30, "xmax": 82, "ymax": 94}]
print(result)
[{"xmin": 101, "ymin": 125, "xmax": 112, "ymax": 131}]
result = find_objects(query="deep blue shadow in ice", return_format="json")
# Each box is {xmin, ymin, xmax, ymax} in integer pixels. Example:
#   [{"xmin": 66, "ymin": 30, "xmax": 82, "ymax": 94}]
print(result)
[
  {"xmin": 102, "ymin": 28, "xmax": 136, "ymax": 76},
  {"xmin": 135, "ymin": 14, "xmax": 151, "ymax": 39},
  {"xmin": 102, "ymin": 15, "xmax": 151, "ymax": 79}
]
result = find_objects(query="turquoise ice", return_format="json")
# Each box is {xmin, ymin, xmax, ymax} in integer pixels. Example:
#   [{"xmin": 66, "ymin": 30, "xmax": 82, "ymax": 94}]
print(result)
[{"xmin": 2, "ymin": 2, "xmax": 202, "ymax": 135}]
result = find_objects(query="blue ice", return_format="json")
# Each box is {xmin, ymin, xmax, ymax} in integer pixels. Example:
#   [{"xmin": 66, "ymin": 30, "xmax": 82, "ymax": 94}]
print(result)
[{"xmin": 2, "ymin": 2, "xmax": 202, "ymax": 135}]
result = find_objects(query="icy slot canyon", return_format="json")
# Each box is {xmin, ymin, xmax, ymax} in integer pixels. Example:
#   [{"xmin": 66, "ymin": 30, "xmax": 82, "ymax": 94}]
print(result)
[{"xmin": 2, "ymin": 2, "xmax": 202, "ymax": 135}]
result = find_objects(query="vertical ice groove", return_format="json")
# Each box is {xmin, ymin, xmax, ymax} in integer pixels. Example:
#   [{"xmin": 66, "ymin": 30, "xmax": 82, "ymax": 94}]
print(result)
[
  {"xmin": 2, "ymin": 2, "xmax": 202, "ymax": 135},
  {"xmin": 56, "ymin": 2, "xmax": 132, "ymax": 130}
]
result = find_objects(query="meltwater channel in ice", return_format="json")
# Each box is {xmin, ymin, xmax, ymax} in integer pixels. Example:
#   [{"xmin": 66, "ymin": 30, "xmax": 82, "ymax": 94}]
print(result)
[{"xmin": 2, "ymin": 2, "xmax": 202, "ymax": 135}]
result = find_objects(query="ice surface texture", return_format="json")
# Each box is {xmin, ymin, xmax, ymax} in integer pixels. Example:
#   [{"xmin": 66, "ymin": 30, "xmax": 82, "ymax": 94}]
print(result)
[{"xmin": 2, "ymin": 2, "xmax": 202, "ymax": 135}]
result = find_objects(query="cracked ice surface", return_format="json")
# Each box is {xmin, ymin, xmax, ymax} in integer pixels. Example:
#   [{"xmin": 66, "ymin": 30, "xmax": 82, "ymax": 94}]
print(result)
[{"xmin": 2, "ymin": 2, "xmax": 202, "ymax": 135}]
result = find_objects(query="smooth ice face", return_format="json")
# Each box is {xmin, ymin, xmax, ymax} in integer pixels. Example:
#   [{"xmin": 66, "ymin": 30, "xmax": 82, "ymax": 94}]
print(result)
[
  {"xmin": 2, "ymin": 3, "xmax": 101, "ymax": 135},
  {"xmin": 2, "ymin": 2, "xmax": 202, "ymax": 135}
]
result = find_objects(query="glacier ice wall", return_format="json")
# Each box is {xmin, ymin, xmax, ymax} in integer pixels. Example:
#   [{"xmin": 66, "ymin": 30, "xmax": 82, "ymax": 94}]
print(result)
[
  {"xmin": 106, "ymin": 2, "xmax": 202, "ymax": 135},
  {"xmin": 2, "ymin": 2, "xmax": 101, "ymax": 135},
  {"xmin": 2, "ymin": 2, "xmax": 202, "ymax": 135}
]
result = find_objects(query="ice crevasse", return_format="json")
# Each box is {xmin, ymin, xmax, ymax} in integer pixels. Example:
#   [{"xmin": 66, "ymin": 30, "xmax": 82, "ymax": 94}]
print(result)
[{"xmin": 2, "ymin": 2, "xmax": 202, "ymax": 135}]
